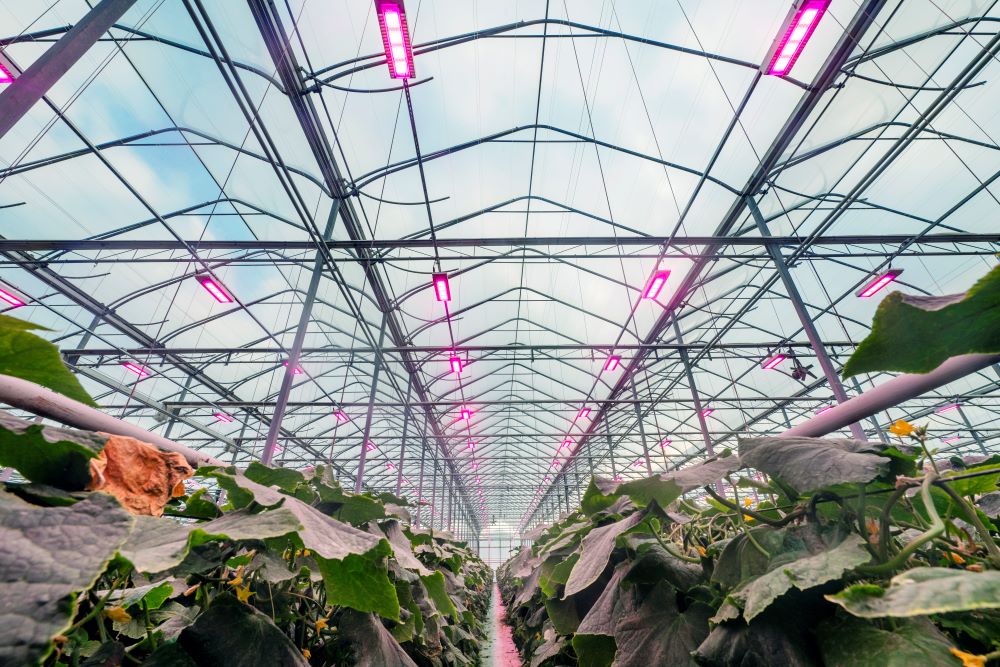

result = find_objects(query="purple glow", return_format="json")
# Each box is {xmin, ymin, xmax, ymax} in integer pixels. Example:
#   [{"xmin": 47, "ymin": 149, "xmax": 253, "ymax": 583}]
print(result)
[
  {"xmin": 561, "ymin": 437, "xmax": 574, "ymax": 450},
  {"xmin": 577, "ymin": 407, "xmax": 591, "ymax": 421},
  {"xmin": 123, "ymin": 362, "xmax": 150, "ymax": 378},
  {"xmin": 432, "ymin": 272, "xmax": 451, "ymax": 302},
  {"xmin": 196, "ymin": 274, "xmax": 233, "ymax": 303},
  {"xmin": 605, "ymin": 355, "xmax": 621, "ymax": 372},
  {"xmin": 935, "ymin": 403, "xmax": 961, "ymax": 414},
  {"xmin": 764, "ymin": 0, "xmax": 831, "ymax": 76},
  {"xmin": 0, "ymin": 287, "xmax": 25, "ymax": 308},
  {"xmin": 334, "ymin": 411, "xmax": 349, "ymax": 423},
  {"xmin": 467, "ymin": 440, "xmax": 476, "ymax": 450},
  {"xmin": 365, "ymin": 441, "xmax": 378, "ymax": 452},
  {"xmin": 460, "ymin": 408, "xmax": 473, "ymax": 421},
  {"xmin": 0, "ymin": 58, "xmax": 13, "ymax": 85},
  {"xmin": 471, "ymin": 462, "xmax": 480, "ymax": 470},
  {"xmin": 700, "ymin": 408, "xmax": 715, "ymax": 418},
  {"xmin": 449, "ymin": 355, "xmax": 463, "ymax": 375},
  {"xmin": 375, "ymin": 1, "xmax": 415, "ymax": 80},
  {"xmin": 761, "ymin": 353, "xmax": 786, "ymax": 370},
  {"xmin": 643, "ymin": 270, "xmax": 671, "ymax": 300},
  {"xmin": 857, "ymin": 268, "xmax": 903, "ymax": 298},
  {"xmin": 659, "ymin": 438, "xmax": 672, "ymax": 448},
  {"xmin": 214, "ymin": 412, "xmax": 233, "ymax": 423},
  {"xmin": 283, "ymin": 362, "xmax": 304, "ymax": 375}
]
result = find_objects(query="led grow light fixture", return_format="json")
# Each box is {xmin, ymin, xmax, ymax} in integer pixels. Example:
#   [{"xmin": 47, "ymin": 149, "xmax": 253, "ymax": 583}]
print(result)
[
  {"xmin": 936, "ymin": 403, "xmax": 961, "ymax": 414},
  {"xmin": 365, "ymin": 441, "xmax": 378, "ymax": 452},
  {"xmin": 0, "ymin": 285, "xmax": 25, "ymax": 308},
  {"xmin": 577, "ymin": 407, "xmax": 591, "ymax": 420},
  {"xmin": 449, "ymin": 355, "xmax": 463, "ymax": 375},
  {"xmin": 857, "ymin": 268, "xmax": 903, "ymax": 298},
  {"xmin": 283, "ymin": 362, "xmax": 304, "ymax": 375},
  {"xmin": 604, "ymin": 355, "xmax": 620, "ymax": 372},
  {"xmin": 0, "ymin": 52, "xmax": 14, "ymax": 85},
  {"xmin": 460, "ymin": 408, "xmax": 473, "ymax": 421},
  {"xmin": 762, "ymin": 0, "xmax": 831, "ymax": 76},
  {"xmin": 816, "ymin": 405, "xmax": 833, "ymax": 415},
  {"xmin": 195, "ymin": 274, "xmax": 233, "ymax": 303},
  {"xmin": 214, "ymin": 412, "xmax": 233, "ymax": 423},
  {"xmin": 561, "ymin": 437, "xmax": 574, "ymax": 449},
  {"xmin": 659, "ymin": 438, "xmax": 672, "ymax": 448},
  {"xmin": 700, "ymin": 408, "xmax": 715, "ymax": 418},
  {"xmin": 334, "ymin": 411, "xmax": 349, "ymax": 423},
  {"xmin": 942, "ymin": 436, "xmax": 961, "ymax": 444},
  {"xmin": 432, "ymin": 273, "xmax": 451, "ymax": 302},
  {"xmin": 643, "ymin": 270, "xmax": 670, "ymax": 300},
  {"xmin": 375, "ymin": 1, "xmax": 414, "ymax": 80},
  {"xmin": 123, "ymin": 362, "xmax": 149, "ymax": 378},
  {"xmin": 761, "ymin": 353, "xmax": 786, "ymax": 370}
]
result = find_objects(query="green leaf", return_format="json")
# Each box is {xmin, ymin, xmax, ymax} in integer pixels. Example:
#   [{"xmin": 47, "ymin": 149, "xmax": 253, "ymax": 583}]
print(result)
[
  {"xmin": 338, "ymin": 609, "xmax": 417, "ymax": 667},
  {"xmin": 0, "ymin": 493, "xmax": 133, "ymax": 665},
  {"xmin": 733, "ymin": 535, "xmax": 871, "ymax": 621},
  {"xmin": 943, "ymin": 463, "xmax": 1000, "ymax": 497},
  {"xmin": 694, "ymin": 615, "xmax": 820, "ymax": 667},
  {"xmin": 739, "ymin": 437, "xmax": 889, "ymax": 492},
  {"xmin": 564, "ymin": 511, "xmax": 645, "ymax": 597},
  {"xmin": 174, "ymin": 593, "xmax": 309, "ymax": 666},
  {"xmin": 420, "ymin": 570, "xmax": 458, "ymax": 621},
  {"xmin": 317, "ymin": 539, "xmax": 400, "ymax": 620},
  {"xmin": 544, "ymin": 595, "xmax": 581, "ymax": 636},
  {"xmin": 0, "ymin": 412, "xmax": 106, "ymax": 490},
  {"xmin": 573, "ymin": 634, "xmax": 616, "ymax": 667},
  {"xmin": 112, "ymin": 581, "xmax": 175, "ymax": 611},
  {"xmin": 172, "ymin": 488, "xmax": 221, "ymax": 519},
  {"xmin": 843, "ymin": 263, "xmax": 1000, "ymax": 377},
  {"xmin": 828, "ymin": 568, "xmax": 1000, "ymax": 617},
  {"xmin": 817, "ymin": 615, "xmax": 958, "ymax": 666},
  {"xmin": 0, "ymin": 314, "xmax": 97, "ymax": 406}
]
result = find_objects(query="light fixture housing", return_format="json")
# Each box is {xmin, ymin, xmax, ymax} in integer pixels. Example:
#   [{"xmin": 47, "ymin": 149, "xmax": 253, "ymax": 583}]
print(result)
[
  {"xmin": 0, "ymin": 284, "xmax": 26, "ymax": 308},
  {"xmin": 0, "ymin": 52, "xmax": 15, "ymax": 85},
  {"xmin": 460, "ymin": 408, "xmax": 473, "ymax": 421},
  {"xmin": 365, "ymin": 441, "xmax": 378, "ymax": 452},
  {"xmin": 936, "ymin": 403, "xmax": 961, "ymax": 414},
  {"xmin": 577, "ymin": 407, "xmax": 591, "ymax": 421},
  {"xmin": 642, "ymin": 270, "xmax": 670, "ymax": 300},
  {"xmin": 195, "ymin": 274, "xmax": 233, "ymax": 303},
  {"xmin": 857, "ymin": 268, "xmax": 903, "ymax": 298},
  {"xmin": 123, "ymin": 362, "xmax": 150, "ymax": 378},
  {"xmin": 432, "ymin": 272, "xmax": 450, "ymax": 302},
  {"xmin": 604, "ymin": 355, "xmax": 621, "ymax": 372},
  {"xmin": 700, "ymin": 408, "xmax": 715, "ymax": 418},
  {"xmin": 941, "ymin": 436, "xmax": 961, "ymax": 444},
  {"xmin": 375, "ymin": 1, "xmax": 414, "ymax": 80},
  {"xmin": 761, "ymin": 353, "xmax": 786, "ymax": 370},
  {"xmin": 815, "ymin": 405, "xmax": 833, "ymax": 415},
  {"xmin": 762, "ymin": 0, "xmax": 831, "ymax": 76},
  {"xmin": 467, "ymin": 440, "xmax": 476, "ymax": 450},
  {"xmin": 283, "ymin": 361, "xmax": 304, "ymax": 375},
  {"xmin": 449, "ymin": 355, "xmax": 463, "ymax": 375},
  {"xmin": 214, "ymin": 412, "xmax": 233, "ymax": 423},
  {"xmin": 659, "ymin": 438, "xmax": 672, "ymax": 448},
  {"xmin": 561, "ymin": 437, "xmax": 574, "ymax": 450},
  {"xmin": 334, "ymin": 410, "xmax": 349, "ymax": 423}
]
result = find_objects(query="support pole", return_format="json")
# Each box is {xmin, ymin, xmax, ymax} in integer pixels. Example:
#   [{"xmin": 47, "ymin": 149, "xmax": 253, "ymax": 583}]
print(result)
[
  {"xmin": 630, "ymin": 375, "xmax": 653, "ymax": 474},
  {"xmin": 355, "ymin": 315, "xmax": 388, "ymax": 493},
  {"xmin": 415, "ymin": 441, "xmax": 426, "ymax": 527},
  {"xmin": 263, "ymin": 207, "xmax": 339, "ymax": 465},
  {"xmin": 430, "ymin": 461, "xmax": 438, "ymax": 529},
  {"xmin": 605, "ymin": 412, "xmax": 618, "ymax": 480},
  {"xmin": 0, "ymin": 0, "xmax": 139, "ymax": 141},
  {"xmin": 749, "ymin": 198, "xmax": 866, "ymax": 440},
  {"xmin": 394, "ymin": 381, "xmax": 414, "ymax": 495},
  {"xmin": 673, "ymin": 320, "xmax": 715, "ymax": 457}
]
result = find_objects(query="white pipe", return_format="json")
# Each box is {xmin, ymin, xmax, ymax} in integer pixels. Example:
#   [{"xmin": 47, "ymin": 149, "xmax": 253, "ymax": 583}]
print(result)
[
  {"xmin": 0, "ymin": 374, "xmax": 222, "ymax": 467},
  {"xmin": 782, "ymin": 353, "xmax": 1000, "ymax": 438}
]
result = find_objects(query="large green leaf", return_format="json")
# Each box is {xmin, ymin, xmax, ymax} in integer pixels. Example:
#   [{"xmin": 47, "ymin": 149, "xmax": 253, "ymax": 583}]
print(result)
[
  {"xmin": 733, "ymin": 535, "xmax": 871, "ymax": 621},
  {"xmin": 817, "ymin": 615, "xmax": 958, "ymax": 666},
  {"xmin": 316, "ymin": 540, "xmax": 400, "ymax": 620},
  {"xmin": 564, "ymin": 511, "xmax": 645, "ymax": 597},
  {"xmin": 0, "ymin": 493, "xmax": 133, "ymax": 665},
  {"xmin": 339, "ymin": 609, "xmax": 418, "ymax": 667},
  {"xmin": 694, "ymin": 618, "xmax": 820, "ymax": 667},
  {"xmin": 420, "ymin": 570, "xmax": 458, "ymax": 621},
  {"xmin": 572, "ymin": 634, "xmax": 616, "ymax": 667},
  {"xmin": 0, "ymin": 411, "xmax": 106, "ymax": 490},
  {"xmin": 174, "ymin": 593, "xmax": 309, "ymax": 666},
  {"xmin": 828, "ymin": 568, "xmax": 1000, "ymax": 617},
  {"xmin": 843, "ymin": 263, "xmax": 1000, "ymax": 377},
  {"xmin": 738, "ymin": 437, "xmax": 889, "ymax": 492},
  {"xmin": 0, "ymin": 314, "xmax": 96, "ymax": 406}
]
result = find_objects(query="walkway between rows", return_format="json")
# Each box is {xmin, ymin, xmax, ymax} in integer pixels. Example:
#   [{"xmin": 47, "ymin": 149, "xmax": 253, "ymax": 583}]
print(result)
[{"xmin": 482, "ymin": 584, "xmax": 521, "ymax": 667}]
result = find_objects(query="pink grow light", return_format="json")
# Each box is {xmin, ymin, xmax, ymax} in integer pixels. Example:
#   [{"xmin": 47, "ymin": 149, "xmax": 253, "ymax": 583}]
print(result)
[
  {"xmin": 432, "ymin": 272, "xmax": 451, "ymax": 302},
  {"xmin": 857, "ymin": 268, "xmax": 903, "ymax": 298},
  {"xmin": 460, "ymin": 408, "xmax": 473, "ymax": 421},
  {"xmin": 365, "ymin": 441, "xmax": 378, "ymax": 452},
  {"xmin": 643, "ymin": 270, "xmax": 670, "ymax": 300},
  {"xmin": 604, "ymin": 355, "xmax": 621, "ymax": 372},
  {"xmin": 195, "ymin": 274, "xmax": 233, "ymax": 303},
  {"xmin": 763, "ymin": 0, "xmax": 831, "ymax": 76},
  {"xmin": 375, "ymin": 1, "xmax": 414, "ymax": 80},
  {"xmin": 283, "ymin": 362, "xmax": 304, "ymax": 375},
  {"xmin": 561, "ymin": 437, "xmax": 574, "ymax": 449},
  {"xmin": 659, "ymin": 438, "xmax": 672, "ymax": 448},
  {"xmin": 471, "ymin": 462, "xmax": 480, "ymax": 470},
  {"xmin": 936, "ymin": 403, "xmax": 961, "ymax": 414},
  {"xmin": 761, "ymin": 353, "xmax": 786, "ymax": 370},
  {"xmin": 816, "ymin": 405, "xmax": 834, "ymax": 415},
  {"xmin": 334, "ymin": 411, "xmax": 349, "ymax": 423},
  {"xmin": 467, "ymin": 440, "xmax": 476, "ymax": 450},
  {"xmin": 214, "ymin": 412, "xmax": 233, "ymax": 423},
  {"xmin": 942, "ymin": 436, "xmax": 961, "ymax": 444},
  {"xmin": 700, "ymin": 408, "xmax": 715, "ymax": 418},
  {"xmin": 449, "ymin": 355, "xmax": 463, "ymax": 375},
  {"xmin": 0, "ymin": 57, "xmax": 14, "ymax": 85},
  {"xmin": 123, "ymin": 362, "xmax": 149, "ymax": 378},
  {"xmin": 577, "ymin": 407, "xmax": 591, "ymax": 421},
  {"xmin": 0, "ymin": 287, "xmax": 25, "ymax": 308}
]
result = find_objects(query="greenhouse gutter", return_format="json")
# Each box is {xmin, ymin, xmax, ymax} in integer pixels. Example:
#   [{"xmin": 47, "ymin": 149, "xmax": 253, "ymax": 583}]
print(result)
[{"xmin": 781, "ymin": 354, "xmax": 1000, "ymax": 438}]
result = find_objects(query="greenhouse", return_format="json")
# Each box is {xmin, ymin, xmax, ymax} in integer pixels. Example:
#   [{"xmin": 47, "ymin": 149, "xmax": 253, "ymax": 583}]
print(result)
[{"xmin": 1, "ymin": 0, "xmax": 999, "ymax": 664}]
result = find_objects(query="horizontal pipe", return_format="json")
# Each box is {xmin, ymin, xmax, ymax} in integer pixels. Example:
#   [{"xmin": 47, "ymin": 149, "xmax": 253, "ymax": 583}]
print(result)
[
  {"xmin": 0, "ymin": 232, "xmax": 997, "ymax": 252},
  {"xmin": 782, "ymin": 354, "xmax": 1000, "ymax": 437},
  {"xmin": 0, "ymin": 374, "xmax": 222, "ymax": 468}
]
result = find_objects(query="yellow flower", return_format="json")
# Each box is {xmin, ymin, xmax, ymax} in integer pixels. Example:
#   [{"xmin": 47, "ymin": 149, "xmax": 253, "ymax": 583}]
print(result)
[
  {"xmin": 946, "ymin": 552, "xmax": 966, "ymax": 565},
  {"xmin": 315, "ymin": 618, "xmax": 328, "ymax": 633},
  {"xmin": 743, "ymin": 514, "xmax": 754, "ymax": 523},
  {"xmin": 743, "ymin": 497, "xmax": 752, "ymax": 507},
  {"xmin": 234, "ymin": 584, "xmax": 254, "ymax": 604},
  {"xmin": 104, "ymin": 606, "xmax": 132, "ymax": 623},
  {"xmin": 695, "ymin": 546, "xmax": 707, "ymax": 557},
  {"xmin": 889, "ymin": 420, "xmax": 915, "ymax": 437},
  {"xmin": 950, "ymin": 648, "xmax": 986, "ymax": 667},
  {"xmin": 302, "ymin": 649, "xmax": 312, "ymax": 660},
  {"xmin": 302, "ymin": 549, "xmax": 311, "ymax": 557},
  {"xmin": 228, "ymin": 575, "xmax": 244, "ymax": 587}
]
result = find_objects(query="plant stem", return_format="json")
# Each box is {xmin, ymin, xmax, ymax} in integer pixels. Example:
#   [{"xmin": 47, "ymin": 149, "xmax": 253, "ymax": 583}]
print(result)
[
  {"xmin": 858, "ymin": 473, "xmax": 943, "ymax": 575},
  {"xmin": 934, "ymin": 479, "xmax": 1000, "ymax": 567},
  {"xmin": 704, "ymin": 486, "xmax": 803, "ymax": 527}
]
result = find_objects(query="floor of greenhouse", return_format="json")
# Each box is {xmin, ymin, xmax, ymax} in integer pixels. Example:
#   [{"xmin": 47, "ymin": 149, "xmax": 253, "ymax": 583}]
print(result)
[{"xmin": 483, "ymin": 584, "xmax": 521, "ymax": 667}]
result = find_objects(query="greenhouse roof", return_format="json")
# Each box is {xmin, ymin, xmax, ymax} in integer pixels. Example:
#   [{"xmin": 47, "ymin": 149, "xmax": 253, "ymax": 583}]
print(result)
[{"xmin": 1, "ymin": 0, "xmax": 999, "ymax": 538}]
